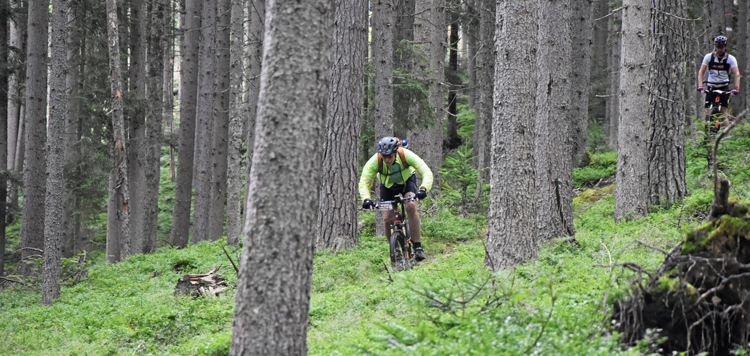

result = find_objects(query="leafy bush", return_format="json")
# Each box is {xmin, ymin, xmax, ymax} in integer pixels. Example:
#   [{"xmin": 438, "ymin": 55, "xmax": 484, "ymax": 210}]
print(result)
[{"xmin": 573, "ymin": 151, "xmax": 617, "ymax": 188}]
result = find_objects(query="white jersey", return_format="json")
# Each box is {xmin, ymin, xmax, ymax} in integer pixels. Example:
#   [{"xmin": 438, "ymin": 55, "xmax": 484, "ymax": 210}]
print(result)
[{"xmin": 702, "ymin": 52, "xmax": 737, "ymax": 85}]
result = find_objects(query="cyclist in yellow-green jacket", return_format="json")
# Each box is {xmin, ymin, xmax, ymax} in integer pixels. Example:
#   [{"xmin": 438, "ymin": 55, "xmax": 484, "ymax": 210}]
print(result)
[{"xmin": 359, "ymin": 136, "xmax": 434, "ymax": 261}]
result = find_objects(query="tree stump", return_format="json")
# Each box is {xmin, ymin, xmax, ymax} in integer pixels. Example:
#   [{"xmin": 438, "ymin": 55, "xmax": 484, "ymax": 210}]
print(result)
[{"xmin": 612, "ymin": 204, "xmax": 750, "ymax": 355}]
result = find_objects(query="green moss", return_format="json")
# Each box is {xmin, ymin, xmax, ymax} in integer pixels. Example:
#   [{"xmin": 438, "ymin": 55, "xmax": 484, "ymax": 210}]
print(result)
[
  {"xmin": 573, "ymin": 184, "xmax": 615, "ymax": 207},
  {"xmin": 656, "ymin": 267, "xmax": 680, "ymax": 292},
  {"xmin": 681, "ymin": 214, "xmax": 750, "ymax": 255}
]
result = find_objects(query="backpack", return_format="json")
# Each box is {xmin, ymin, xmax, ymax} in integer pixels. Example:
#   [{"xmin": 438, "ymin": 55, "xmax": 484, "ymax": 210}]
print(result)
[
  {"xmin": 709, "ymin": 53, "xmax": 732, "ymax": 80},
  {"xmin": 377, "ymin": 141, "xmax": 409, "ymax": 175}
]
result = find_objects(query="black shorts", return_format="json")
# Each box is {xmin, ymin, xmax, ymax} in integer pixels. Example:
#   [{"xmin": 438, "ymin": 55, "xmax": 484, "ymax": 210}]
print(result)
[
  {"xmin": 380, "ymin": 174, "xmax": 417, "ymax": 201},
  {"xmin": 705, "ymin": 85, "xmax": 730, "ymax": 109}
]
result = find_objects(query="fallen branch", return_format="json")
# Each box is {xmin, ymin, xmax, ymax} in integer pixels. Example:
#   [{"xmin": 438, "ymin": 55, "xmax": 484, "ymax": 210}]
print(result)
[
  {"xmin": 0, "ymin": 276, "xmax": 31, "ymax": 288},
  {"xmin": 222, "ymin": 246, "xmax": 239, "ymax": 275}
]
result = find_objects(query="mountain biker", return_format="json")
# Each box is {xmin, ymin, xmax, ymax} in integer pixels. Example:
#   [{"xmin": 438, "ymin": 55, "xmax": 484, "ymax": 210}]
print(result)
[
  {"xmin": 359, "ymin": 136, "xmax": 434, "ymax": 262},
  {"xmin": 697, "ymin": 35, "xmax": 740, "ymax": 130}
]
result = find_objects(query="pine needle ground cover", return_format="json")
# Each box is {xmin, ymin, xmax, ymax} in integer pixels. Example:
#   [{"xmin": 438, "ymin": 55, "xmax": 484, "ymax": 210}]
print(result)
[{"xmin": 3, "ymin": 127, "xmax": 749, "ymax": 354}]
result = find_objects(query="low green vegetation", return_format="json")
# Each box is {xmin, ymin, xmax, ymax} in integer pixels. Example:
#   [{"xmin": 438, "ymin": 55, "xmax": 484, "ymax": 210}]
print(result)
[{"xmin": 4, "ymin": 119, "xmax": 750, "ymax": 355}]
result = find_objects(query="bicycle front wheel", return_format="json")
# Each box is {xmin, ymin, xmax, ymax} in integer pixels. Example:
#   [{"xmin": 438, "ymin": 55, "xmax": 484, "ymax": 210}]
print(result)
[{"xmin": 389, "ymin": 231, "xmax": 411, "ymax": 271}]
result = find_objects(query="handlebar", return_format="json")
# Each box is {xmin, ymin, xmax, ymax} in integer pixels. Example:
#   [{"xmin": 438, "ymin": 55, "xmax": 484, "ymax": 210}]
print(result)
[
  {"xmin": 361, "ymin": 194, "xmax": 416, "ymax": 211},
  {"xmin": 702, "ymin": 81, "xmax": 734, "ymax": 95}
]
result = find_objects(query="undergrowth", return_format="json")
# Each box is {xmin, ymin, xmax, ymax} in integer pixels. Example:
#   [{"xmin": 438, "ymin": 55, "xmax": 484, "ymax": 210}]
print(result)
[{"xmin": 3, "ymin": 119, "xmax": 750, "ymax": 355}]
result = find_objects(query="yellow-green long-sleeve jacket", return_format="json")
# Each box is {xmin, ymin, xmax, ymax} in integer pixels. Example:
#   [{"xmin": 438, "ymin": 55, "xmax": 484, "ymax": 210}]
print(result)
[{"xmin": 358, "ymin": 148, "xmax": 433, "ymax": 202}]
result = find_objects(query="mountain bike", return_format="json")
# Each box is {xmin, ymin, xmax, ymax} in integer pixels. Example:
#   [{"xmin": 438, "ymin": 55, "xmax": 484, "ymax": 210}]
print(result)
[
  {"xmin": 372, "ymin": 194, "xmax": 415, "ymax": 272},
  {"xmin": 701, "ymin": 82, "xmax": 733, "ymax": 171}
]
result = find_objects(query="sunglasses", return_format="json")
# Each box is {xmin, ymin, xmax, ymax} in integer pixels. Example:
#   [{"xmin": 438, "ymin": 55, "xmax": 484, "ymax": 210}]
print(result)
[{"xmin": 716, "ymin": 44, "xmax": 726, "ymax": 49}]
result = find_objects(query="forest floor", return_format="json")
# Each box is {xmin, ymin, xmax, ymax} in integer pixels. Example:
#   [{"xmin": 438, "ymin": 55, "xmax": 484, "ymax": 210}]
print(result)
[{"xmin": 2, "ymin": 123, "xmax": 750, "ymax": 355}]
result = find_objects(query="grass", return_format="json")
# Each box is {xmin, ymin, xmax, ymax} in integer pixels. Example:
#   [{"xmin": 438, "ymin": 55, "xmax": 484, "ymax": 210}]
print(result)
[{"xmin": 4, "ymin": 120, "xmax": 750, "ymax": 355}]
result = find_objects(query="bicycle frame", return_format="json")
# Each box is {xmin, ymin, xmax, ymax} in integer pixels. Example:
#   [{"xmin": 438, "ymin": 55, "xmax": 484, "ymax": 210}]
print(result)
[
  {"xmin": 374, "ymin": 195, "xmax": 412, "ymax": 236},
  {"xmin": 373, "ymin": 194, "xmax": 415, "ymax": 268}
]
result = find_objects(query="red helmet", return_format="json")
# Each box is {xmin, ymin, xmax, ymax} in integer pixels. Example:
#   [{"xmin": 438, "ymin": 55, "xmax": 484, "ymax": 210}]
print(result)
[{"xmin": 714, "ymin": 36, "xmax": 727, "ymax": 47}]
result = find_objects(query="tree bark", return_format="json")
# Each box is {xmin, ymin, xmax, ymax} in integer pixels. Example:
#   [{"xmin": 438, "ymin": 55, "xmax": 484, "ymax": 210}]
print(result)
[
  {"xmin": 648, "ymin": 0, "xmax": 687, "ymax": 208},
  {"xmin": 570, "ymin": 0, "xmax": 594, "ymax": 167},
  {"xmin": 606, "ymin": 5, "xmax": 621, "ymax": 150},
  {"xmin": 409, "ymin": 0, "xmax": 444, "ymax": 195},
  {"xmin": 42, "ymin": 0, "xmax": 68, "ymax": 305},
  {"xmin": 535, "ymin": 0, "xmax": 575, "ymax": 241},
  {"xmin": 243, "ymin": 0, "xmax": 264, "ymax": 227},
  {"xmin": 316, "ymin": 0, "xmax": 367, "ymax": 251},
  {"xmin": 445, "ymin": 1, "xmax": 462, "ymax": 150},
  {"xmin": 392, "ymin": 0, "xmax": 414, "ymax": 138},
  {"xmin": 7, "ymin": 0, "xmax": 24, "ymax": 218},
  {"xmin": 191, "ymin": 0, "xmax": 217, "ymax": 244},
  {"xmin": 0, "ymin": 0, "xmax": 8, "ymax": 278},
  {"xmin": 19, "ymin": 0, "xmax": 49, "ymax": 276},
  {"xmin": 7, "ymin": 0, "xmax": 25, "ymax": 174},
  {"xmin": 63, "ymin": 4, "xmax": 82, "ymax": 259},
  {"xmin": 228, "ymin": 0, "xmax": 334, "ymax": 353},
  {"xmin": 614, "ymin": 0, "xmax": 651, "ymax": 222},
  {"xmin": 209, "ymin": 0, "xmax": 231, "ymax": 242},
  {"xmin": 106, "ymin": 0, "xmax": 132, "ymax": 259},
  {"xmin": 143, "ymin": 0, "xmax": 169, "ymax": 253},
  {"xmin": 589, "ymin": 0, "xmax": 608, "ymax": 133},
  {"xmin": 372, "ymin": 0, "xmax": 395, "ymax": 238},
  {"xmin": 170, "ymin": 0, "xmax": 201, "ymax": 248},
  {"xmin": 226, "ymin": 0, "xmax": 245, "ymax": 247},
  {"xmin": 473, "ymin": 0, "xmax": 494, "ymax": 185},
  {"xmin": 127, "ymin": 0, "xmax": 148, "ymax": 254},
  {"xmin": 486, "ymin": 0, "xmax": 538, "ymax": 271}
]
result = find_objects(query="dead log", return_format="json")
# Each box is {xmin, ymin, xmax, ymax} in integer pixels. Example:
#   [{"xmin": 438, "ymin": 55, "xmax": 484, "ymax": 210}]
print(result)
[{"xmin": 174, "ymin": 265, "xmax": 229, "ymax": 298}]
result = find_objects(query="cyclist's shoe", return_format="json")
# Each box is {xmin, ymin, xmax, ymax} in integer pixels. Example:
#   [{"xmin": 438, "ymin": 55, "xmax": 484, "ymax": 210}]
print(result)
[
  {"xmin": 710, "ymin": 125, "xmax": 720, "ymax": 133},
  {"xmin": 415, "ymin": 247, "xmax": 426, "ymax": 261}
]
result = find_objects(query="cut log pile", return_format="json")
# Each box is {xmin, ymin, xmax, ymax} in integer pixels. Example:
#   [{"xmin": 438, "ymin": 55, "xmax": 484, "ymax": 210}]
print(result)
[{"xmin": 174, "ymin": 265, "xmax": 229, "ymax": 298}]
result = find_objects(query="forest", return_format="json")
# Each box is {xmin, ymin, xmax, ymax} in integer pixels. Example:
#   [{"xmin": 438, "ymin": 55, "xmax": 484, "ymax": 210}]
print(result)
[{"xmin": 1, "ymin": 0, "xmax": 750, "ymax": 355}]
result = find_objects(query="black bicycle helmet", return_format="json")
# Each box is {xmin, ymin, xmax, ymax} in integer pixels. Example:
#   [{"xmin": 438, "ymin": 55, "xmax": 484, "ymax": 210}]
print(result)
[
  {"xmin": 377, "ymin": 136, "xmax": 399, "ymax": 156},
  {"xmin": 714, "ymin": 35, "xmax": 727, "ymax": 46}
]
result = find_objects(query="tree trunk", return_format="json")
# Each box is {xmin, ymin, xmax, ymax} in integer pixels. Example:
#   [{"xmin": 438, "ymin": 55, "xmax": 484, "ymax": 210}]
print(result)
[
  {"xmin": 473, "ymin": 0, "xmax": 494, "ymax": 185},
  {"xmin": 445, "ymin": 1, "xmax": 462, "ymax": 150},
  {"xmin": 535, "ymin": 0, "xmax": 575, "ymax": 241},
  {"xmin": 228, "ymin": 0, "xmax": 334, "ymax": 353},
  {"xmin": 409, "ymin": 0, "xmax": 444, "ymax": 194},
  {"xmin": 0, "ymin": 0, "xmax": 8, "ymax": 278},
  {"xmin": 191, "ymin": 0, "xmax": 217, "ymax": 244},
  {"xmin": 734, "ymin": 1, "xmax": 745, "ymax": 113},
  {"xmin": 106, "ymin": 0, "xmax": 132, "ymax": 259},
  {"xmin": 465, "ymin": 0, "xmax": 478, "ymax": 111},
  {"xmin": 316, "ymin": 0, "xmax": 367, "ymax": 252},
  {"xmin": 570, "ymin": 0, "xmax": 594, "ymax": 167},
  {"xmin": 243, "ymin": 0, "xmax": 264, "ymax": 226},
  {"xmin": 105, "ymin": 167, "xmax": 120, "ymax": 263},
  {"xmin": 486, "ymin": 0, "xmax": 538, "ymax": 271},
  {"xmin": 606, "ymin": 5, "xmax": 621, "ymax": 150},
  {"xmin": 170, "ymin": 0, "xmax": 201, "ymax": 248},
  {"xmin": 372, "ymin": 0, "xmax": 395, "ymax": 238},
  {"xmin": 142, "ymin": 0, "xmax": 169, "ymax": 253},
  {"xmin": 7, "ymin": 0, "xmax": 24, "ymax": 219},
  {"xmin": 209, "ymin": 0, "xmax": 231, "ymax": 242},
  {"xmin": 648, "ymin": 0, "xmax": 687, "ymax": 208},
  {"xmin": 392, "ymin": 0, "xmax": 414, "ymax": 138},
  {"xmin": 42, "ymin": 0, "xmax": 68, "ymax": 305},
  {"xmin": 614, "ymin": 0, "xmax": 651, "ymax": 222},
  {"xmin": 589, "ymin": 0, "xmax": 608, "ymax": 131},
  {"xmin": 226, "ymin": 0, "xmax": 245, "ymax": 247},
  {"xmin": 127, "ymin": 0, "xmax": 148, "ymax": 254},
  {"xmin": 63, "ymin": 4, "xmax": 82, "ymax": 259},
  {"xmin": 7, "ymin": 0, "xmax": 25, "ymax": 174},
  {"xmin": 19, "ymin": 0, "xmax": 49, "ymax": 276}
]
